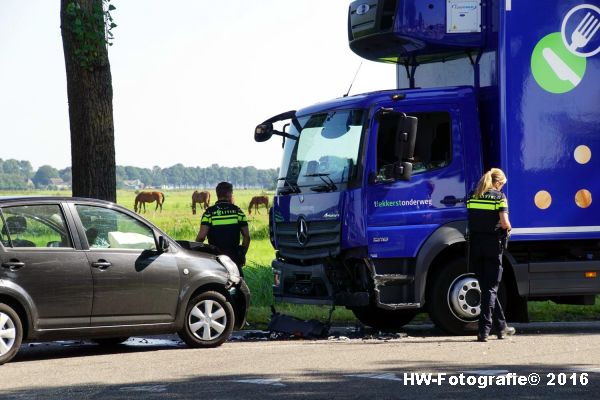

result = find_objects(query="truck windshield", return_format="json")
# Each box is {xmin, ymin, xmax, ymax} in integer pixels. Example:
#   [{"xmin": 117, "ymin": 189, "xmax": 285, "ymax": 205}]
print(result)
[{"xmin": 278, "ymin": 109, "xmax": 364, "ymax": 191}]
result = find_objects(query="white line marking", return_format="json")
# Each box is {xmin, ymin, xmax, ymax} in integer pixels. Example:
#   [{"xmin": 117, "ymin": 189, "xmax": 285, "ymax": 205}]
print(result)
[
  {"xmin": 233, "ymin": 379, "xmax": 286, "ymax": 387},
  {"xmin": 506, "ymin": 0, "xmax": 512, "ymax": 11},
  {"xmin": 119, "ymin": 385, "xmax": 168, "ymax": 393},
  {"xmin": 569, "ymin": 367, "xmax": 600, "ymax": 374},
  {"xmin": 345, "ymin": 373, "xmax": 403, "ymax": 382},
  {"xmin": 512, "ymin": 226, "xmax": 600, "ymax": 234},
  {"xmin": 462, "ymin": 370, "xmax": 511, "ymax": 376}
]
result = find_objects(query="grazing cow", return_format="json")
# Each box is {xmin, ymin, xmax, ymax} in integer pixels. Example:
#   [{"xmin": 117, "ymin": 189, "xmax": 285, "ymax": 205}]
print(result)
[
  {"xmin": 248, "ymin": 195, "xmax": 269, "ymax": 215},
  {"xmin": 134, "ymin": 191, "xmax": 165, "ymax": 213},
  {"xmin": 191, "ymin": 190, "xmax": 211, "ymax": 215}
]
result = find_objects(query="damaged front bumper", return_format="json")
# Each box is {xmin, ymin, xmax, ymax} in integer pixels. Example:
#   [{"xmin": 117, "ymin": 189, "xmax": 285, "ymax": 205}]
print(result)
[
  {"xmin": 272, "ymin": 259, "xmax": 369, "ymax": 307},
  {"xmin": 231, "ymin": 279, "xmax": 251, "ymax": 329}
]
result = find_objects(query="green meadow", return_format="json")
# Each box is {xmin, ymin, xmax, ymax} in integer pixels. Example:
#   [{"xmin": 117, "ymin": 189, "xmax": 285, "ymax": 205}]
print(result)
[{"xmin": 2, "ymin": 189, "xmax": 599, "ymax": 328}]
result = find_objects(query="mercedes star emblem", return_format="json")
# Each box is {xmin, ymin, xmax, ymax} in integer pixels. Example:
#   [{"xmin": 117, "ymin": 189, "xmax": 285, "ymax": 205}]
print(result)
[{"xmin": 296, "ymin": 217, "xmax": 309, "ymax": 246}]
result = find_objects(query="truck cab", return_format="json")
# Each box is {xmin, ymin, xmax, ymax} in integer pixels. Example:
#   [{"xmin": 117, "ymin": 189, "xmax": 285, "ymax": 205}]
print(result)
[{"xmin": 256, "ymin": 0, "xmax": 600, "ymax": 334}]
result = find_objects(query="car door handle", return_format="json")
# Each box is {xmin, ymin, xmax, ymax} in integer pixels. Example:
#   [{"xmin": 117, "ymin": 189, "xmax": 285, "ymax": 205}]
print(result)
[
  {"xmin": 91, "ymin": 260, "xmax": 112, "ymax": 270},
  {"xmin": 2, "ymin": 260, "xmax": 26, "ymax": 271},
  {"xmin": 440, "ymin": 196, "xmax": 464, "ymax": 205}
]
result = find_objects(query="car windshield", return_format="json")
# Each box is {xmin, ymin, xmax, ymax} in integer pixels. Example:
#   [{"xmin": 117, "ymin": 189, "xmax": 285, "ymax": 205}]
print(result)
[{"xmin": 278, "ymin": 109, "xmax": 364, "ymax": 191}]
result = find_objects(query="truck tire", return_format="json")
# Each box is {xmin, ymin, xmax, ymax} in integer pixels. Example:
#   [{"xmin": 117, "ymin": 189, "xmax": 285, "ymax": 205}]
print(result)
[
  {"xmin": 428, "ymin": 258, "xmax": 506, "ymax": 335},
  {"xmin": 0, "ymin": 303, "xmax": 23, "ymax": 365},
  {"xmin": 178, "ymin": 291, "xmax": 234, "ymax": 348},
  {"xmin": 351, "ymin": 306, "xmax": 418, "ymax": 331}
]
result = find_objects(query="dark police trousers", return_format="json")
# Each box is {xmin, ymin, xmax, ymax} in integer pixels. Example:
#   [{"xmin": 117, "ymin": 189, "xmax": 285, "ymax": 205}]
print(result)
[{"xmin": 469, "ymin": 234, "xmax": 507, "ymax": 337}]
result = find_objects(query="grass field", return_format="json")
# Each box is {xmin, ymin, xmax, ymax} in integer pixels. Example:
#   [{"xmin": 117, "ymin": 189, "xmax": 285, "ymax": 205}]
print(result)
[{"xmin": 1, "ymin": 189, "xmax": 599, "ymax": 328}]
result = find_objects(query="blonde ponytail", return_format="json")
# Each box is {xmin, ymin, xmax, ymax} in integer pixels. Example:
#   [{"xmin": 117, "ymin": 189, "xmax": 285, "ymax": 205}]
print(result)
[{"xmin": 474, "ymin": 168, "xmax": 507, "ymax": 198}]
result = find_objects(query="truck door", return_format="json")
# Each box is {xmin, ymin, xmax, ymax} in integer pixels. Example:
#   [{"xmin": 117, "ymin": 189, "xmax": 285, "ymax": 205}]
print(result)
[{"xmin": 365, "ymin": 104, "xmax": 467, "ymax": 260}]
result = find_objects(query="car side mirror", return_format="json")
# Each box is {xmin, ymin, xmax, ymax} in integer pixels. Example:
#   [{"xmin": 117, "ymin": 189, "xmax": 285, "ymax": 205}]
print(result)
[{"xmin": 158, "ymin": 236, "xmax": 170, "ymax": 252}]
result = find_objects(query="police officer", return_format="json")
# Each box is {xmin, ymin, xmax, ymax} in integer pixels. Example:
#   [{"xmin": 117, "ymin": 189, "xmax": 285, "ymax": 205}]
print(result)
[
  {"xmin": 196, "ymin": 182, "xmax": 250, "ymax": 275},
  {"xmin": 467, "ymin": 168, "xmax": 516, "ymax": 342}
]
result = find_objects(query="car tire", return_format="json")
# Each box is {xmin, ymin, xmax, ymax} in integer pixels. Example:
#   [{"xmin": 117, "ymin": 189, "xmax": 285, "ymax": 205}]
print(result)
[
  {"xmin": 92, "ymin": 337, "xmax": 129, "ymax": 346},
  {"xmin": 428, "ymin": 257, "xmax": 506, "ymax": 335},
  {"xmin": 0, "ymin": 303, "xmax": 23, "ymax": 365},
  {"xmin": 351, "ymin": 306, "xmax": 418, "ymax": 331},
  {"xmin": 178, "ymin": 291, "xmax": 234, "ymax": 348}
]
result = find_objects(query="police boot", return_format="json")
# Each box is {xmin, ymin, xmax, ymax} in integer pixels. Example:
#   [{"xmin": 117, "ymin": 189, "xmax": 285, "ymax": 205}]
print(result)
[{"xmin": 497, "ymin": 326, "xmax": 516, "ymax": 339}]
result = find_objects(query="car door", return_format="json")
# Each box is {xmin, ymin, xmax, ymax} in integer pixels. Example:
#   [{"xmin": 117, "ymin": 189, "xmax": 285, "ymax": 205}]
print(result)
[
  {"xmin": 365, "ymin": 105, "xmax": 468, "ymax": 259},
  {"xmin": 72, "ymin": 203, "xmax": 180, "ymax": 326},
  {"xmin": 0, "ymin": 202, "xmax": 92, "ymax": 329}
]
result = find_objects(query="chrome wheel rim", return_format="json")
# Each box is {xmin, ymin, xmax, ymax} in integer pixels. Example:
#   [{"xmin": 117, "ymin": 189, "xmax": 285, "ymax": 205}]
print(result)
[
  {"xmin": 448, "ymin": 274, "xmax": 481, "ymax": 322},
  {"xmin": 188, "ymin": 300, "xmax": 227, "ymax": 341},
  {"xmin": 0, "ymin": 311, "xmax": 17, "ymax": 356}
]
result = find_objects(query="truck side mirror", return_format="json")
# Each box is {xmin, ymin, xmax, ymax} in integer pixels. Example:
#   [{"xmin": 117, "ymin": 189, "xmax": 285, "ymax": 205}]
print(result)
[
  {"xmin": 255, "ymin": 123, "xmax": 274, "ymax": 142},
  {"xmin": 254, "ymin": 110, "xmax": 299, "ymax": 143},
  {"xmin": 375, "ymin": 109, "xmax": 418, "ymax": 182},
  {"xmin": 394, "ymin": 161, "xmax": 413, "ymax": 181},
  {"xmin": 397, "ymin": 116, "xmax": 418, "ymax": 161}
]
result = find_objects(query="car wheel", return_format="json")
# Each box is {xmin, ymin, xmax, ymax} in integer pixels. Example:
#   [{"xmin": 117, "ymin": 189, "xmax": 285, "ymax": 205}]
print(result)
[
  {"xmin": 0, "ymin": 303, "xmax": 23, "ymax": 365},
  {"xmin": 351, "ymin": 306, "xmax": 418, "ymax": 331},
  {"xmin": 428, "ymin": 257, "xmax": 506, "ymax": 335},
  {"xmin": 92, "ymin": 337, "xmax": 129, "ymax": 346},
  {"xmin": 179, "ymin": 291, "xmax": 234, "ymax": 348}
]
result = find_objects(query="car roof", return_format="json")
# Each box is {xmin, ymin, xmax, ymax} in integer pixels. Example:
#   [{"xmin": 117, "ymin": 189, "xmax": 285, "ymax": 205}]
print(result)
[{"xmin": 0, "ymin": 196, "xmax": 115, "ymax": 206}]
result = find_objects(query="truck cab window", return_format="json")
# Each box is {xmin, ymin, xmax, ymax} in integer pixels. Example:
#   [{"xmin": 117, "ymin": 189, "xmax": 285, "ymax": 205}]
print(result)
[{"xmin": 376, "ymin": 111, "xmax": 452, "ymax": 175}]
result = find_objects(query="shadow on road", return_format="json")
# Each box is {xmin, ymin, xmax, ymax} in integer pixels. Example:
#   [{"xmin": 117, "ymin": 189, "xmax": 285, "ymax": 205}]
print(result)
[
  {"xmin": 2, "ymin": 362, "xmax": 598, "ymax": 400},
  {"xmin": 10, "ymin": 321, "xmax": 600, "ymax": 364},
  {"xmin": 12, "ymin": 337, "xmax": 184, "ymax": 364}
]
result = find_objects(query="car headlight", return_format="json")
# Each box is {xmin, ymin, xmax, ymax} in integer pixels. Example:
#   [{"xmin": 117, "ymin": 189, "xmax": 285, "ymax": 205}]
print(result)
[{"xmin": 217, "ymin": 255, "xmax": 240, "ymax": 284}]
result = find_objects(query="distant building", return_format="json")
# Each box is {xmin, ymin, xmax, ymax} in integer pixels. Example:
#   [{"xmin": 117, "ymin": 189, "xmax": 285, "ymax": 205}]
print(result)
[
  {"xmin": 49, "ymin": 178, "xmax": 70, "ymax": 190},
  {"xmin": 122, "ymin": 179, "xmax": 145, "ymax": 190}
]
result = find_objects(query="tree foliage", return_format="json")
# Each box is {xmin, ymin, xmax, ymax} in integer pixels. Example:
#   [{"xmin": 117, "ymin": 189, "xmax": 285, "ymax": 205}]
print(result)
[
  {"xmin": 117, "ymin": 164, "xmax": 278, "ymax": 190},
  {"xmin": 0, "ymin": 161, "xmax": 278, "ymax": 190},
  {"xmin": 0, "ymin": 159, "xmax": 34, "ymax": 189},
  {"xmin": 32, "ymin": 165, "xmax": 60, "ymax": 188}
]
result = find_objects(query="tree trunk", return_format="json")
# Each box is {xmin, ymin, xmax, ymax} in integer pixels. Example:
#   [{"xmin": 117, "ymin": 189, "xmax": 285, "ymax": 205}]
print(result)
[{"xmin": 60, "ymin": 0, "xmax": 116, "ymax": 202}]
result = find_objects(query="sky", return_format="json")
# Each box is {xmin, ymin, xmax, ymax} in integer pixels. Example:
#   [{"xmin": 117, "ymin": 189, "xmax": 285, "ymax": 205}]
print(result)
[{"xmin": 0, "ymin": 0, "xmax": 396, "ymax": 170}]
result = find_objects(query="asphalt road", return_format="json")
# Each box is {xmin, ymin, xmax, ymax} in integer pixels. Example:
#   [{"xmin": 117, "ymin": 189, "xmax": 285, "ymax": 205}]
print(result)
[{"xmin": 1, "ymin": 323, "xmax": 599, "ymax": 399}]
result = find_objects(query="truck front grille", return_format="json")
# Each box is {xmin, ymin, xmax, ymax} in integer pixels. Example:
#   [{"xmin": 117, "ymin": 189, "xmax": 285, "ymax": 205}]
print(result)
[{"xmin": 275, "ymin": 220, "xmax": 341, "ymax": 261}]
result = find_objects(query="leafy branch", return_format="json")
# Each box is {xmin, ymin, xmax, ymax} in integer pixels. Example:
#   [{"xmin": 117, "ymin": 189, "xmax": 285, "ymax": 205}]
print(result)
[{"xmin": 64, "ymin": 0, "xmax": 117, "ymax": 70}]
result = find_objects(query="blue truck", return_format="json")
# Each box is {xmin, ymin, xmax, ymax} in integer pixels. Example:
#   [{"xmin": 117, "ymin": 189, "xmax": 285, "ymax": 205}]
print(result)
[{"xmin": 254, "ymin": 0, "xmax": 600, "ymax": 334}]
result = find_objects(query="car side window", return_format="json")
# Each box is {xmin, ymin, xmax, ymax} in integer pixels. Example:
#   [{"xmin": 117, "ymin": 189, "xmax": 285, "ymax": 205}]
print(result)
[
  {"xmin": 0, "ymin": 211, "xmax": 9, "ymax": 247},
  {"xmin": 75, "ymin": 205, "xmax": 157, "ymax": 251},
  {"xmin": 0, "ymin": 205, "xmax": 73, "ymax": 248}
]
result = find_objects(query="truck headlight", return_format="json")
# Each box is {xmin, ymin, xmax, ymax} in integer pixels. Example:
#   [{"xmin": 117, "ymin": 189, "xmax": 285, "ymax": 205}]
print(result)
[{"xmin": 217, "ymin": 255, "xmax": 241, "ymax": 284}]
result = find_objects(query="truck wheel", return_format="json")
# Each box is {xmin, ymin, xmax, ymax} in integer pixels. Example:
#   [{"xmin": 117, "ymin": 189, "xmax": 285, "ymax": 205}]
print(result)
[
  {"xmin": 352, "ymin": 306, "xmax": 418, "ymax": 330},
  {"xmin": 178, "ymin": 291, "xmax": 234, "ymax": 348},
  {"xmin": 428, "ymin": 258, "xmax": 506, "ymax": 335},
  {"xmin": 0, "ymin": 303, "xmax": 23, "ymax": 365}
]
